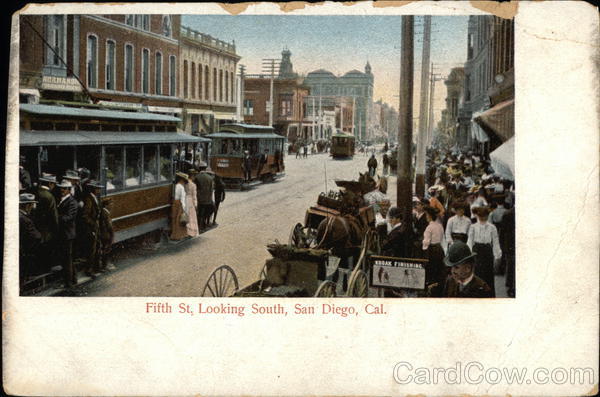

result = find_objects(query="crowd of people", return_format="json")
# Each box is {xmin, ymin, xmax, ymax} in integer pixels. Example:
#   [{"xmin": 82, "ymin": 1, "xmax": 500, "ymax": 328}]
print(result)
[
  {"xmin": 19, "ymin": 161, "xmax": 114, "ymax": 292},
  {"xmin": 367, "ymin": 147, "xmax": 516, "ymax": 298}
]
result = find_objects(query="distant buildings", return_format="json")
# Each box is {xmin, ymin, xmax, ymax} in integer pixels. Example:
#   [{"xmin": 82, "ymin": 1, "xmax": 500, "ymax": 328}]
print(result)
[
  {"xmin": 439, "ymin": 67, "xmax": 465, "ymax": 144},
  {"xmin": 373, "ymin": 99, "xmax": 399, "ymax": 143},
  {"xmin": 303, "ymin": 62, "xmax": 374, "ymax": 141}
]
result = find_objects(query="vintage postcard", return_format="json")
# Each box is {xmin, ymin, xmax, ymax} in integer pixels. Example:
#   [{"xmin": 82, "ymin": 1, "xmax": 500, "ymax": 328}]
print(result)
[{"xmin": 3, "ymin": 1, "xmax": 598, "ymax": 396}]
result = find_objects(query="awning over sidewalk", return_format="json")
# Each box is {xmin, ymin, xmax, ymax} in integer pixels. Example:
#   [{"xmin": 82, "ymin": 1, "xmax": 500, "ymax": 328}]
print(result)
[
  {"xmin": 20, "ymin": 130, "xmax": 210, "ymax": 146},
  {"xmin": 475, "ymin": 99, "xmax": 514, "ymax": 142},
  {"xmin": 490, "ymin": 136, "xmax": 515, "ymax": 180},
  {"xmin": 471, "ymin": 112, "xmax": 489, "ymax": 143}
]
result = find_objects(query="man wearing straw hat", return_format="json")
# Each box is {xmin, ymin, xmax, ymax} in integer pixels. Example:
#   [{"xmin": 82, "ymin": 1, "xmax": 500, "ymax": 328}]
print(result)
[
  {"xmin": 56, "ymin": 180, "xmax": 79, "ymax": 288},
  {"xmin": 19, "ymin": 193, "xmax": 42, "ymax": 287}
]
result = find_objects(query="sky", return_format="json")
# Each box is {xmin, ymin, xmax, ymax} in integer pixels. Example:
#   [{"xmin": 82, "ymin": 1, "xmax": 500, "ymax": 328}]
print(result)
[{"xmin": 183, "ymin": 15, "xmax": 468, "ymax": 126}]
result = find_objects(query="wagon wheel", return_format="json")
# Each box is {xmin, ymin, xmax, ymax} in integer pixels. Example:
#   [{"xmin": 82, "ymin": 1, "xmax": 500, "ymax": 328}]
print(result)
[
  {"xmin": 361, "ymin": 229, "xmax": 381, "ymax": 256},
  {"xmin": 202, "ymin": 265, "xmax": 239, "ymax": 297},
  {"xmin": 289, "ymin": 223, "xmax": 317, "ymax": 248},
  {"xmin": 346, "ymin": 269, "xmax": 369, "ymax": 297},
  {"xmin": 314, "ymin": 280, "xmax": 337, "ymax": 297}
]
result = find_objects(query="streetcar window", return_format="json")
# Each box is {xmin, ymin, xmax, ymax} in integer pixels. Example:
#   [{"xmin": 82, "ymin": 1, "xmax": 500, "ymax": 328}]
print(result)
[
  {"xmin": 143, "ymin": 145, "xmax": 158, "ymax": 184},
  {"xmin": 105, "ymin": 146, "xmax": 124, "ymax": 191},
  {"xmin": 159, "ymin": 144, "xmax": 171, "ymax": 182},
  {"xmin": 125, "ymin": 147, "xmax": 141, "ymax": 187},
  {"xmin": 76, "ymin": 146, "xmax": 101, "ymax": 180}
]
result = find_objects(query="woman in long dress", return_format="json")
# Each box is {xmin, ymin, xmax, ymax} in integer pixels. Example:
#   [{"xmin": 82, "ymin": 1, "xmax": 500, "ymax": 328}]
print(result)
[
  {"xmin": 170, "ymin": 172, "xmax": 189, "ymax": 241},
  {"xmin": 185, "ymin": 170, "xmax": 199, "ymax": 237},
  {"xmin": 422, "ymin": 206, "xmax": 446, "ymax": 286},
  {"xmin": 467, "ymin": 206, "xmax": 501, "ymax": 297}
]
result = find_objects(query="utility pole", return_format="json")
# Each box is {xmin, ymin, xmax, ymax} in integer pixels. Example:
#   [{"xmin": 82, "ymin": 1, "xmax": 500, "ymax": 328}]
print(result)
[
  {"xmin": 397, "ymin": 15, "xmax": 414, "ymax": 222},
  {"xmin": 238, "ymin": 64, "xmax": 246, "ymax": 122},
  {"xmin": 262, "ymin": 58, "xmax": 280, "ymax": 127},
  {"xmin": 415, "ymin": 16, "xmax": 431, "ymax": 197},
  {"xmin": 312, "ymin": 97, "xmax": 316, "ymax": 141},
  {"xmin": 428, "ymin": 71, "xmax": 442, "ymax": 146},
  {"xmin": 318, "ymin": 85, "xmax": 323, "ymax": 140},
  {"xmin": 352, "ymin": 96, "xmax": 356, "ymax": 138},
  {"xmin": 340, "ymin": 98, "xmax": 344, "ymax": 133}
]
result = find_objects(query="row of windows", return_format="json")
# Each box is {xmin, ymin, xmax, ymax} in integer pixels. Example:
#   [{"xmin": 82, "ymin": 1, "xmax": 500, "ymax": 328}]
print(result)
[
  {"xmin": 124, "ymin": 15, "xmax": 172, "ymax": 38},
  {"xmin": 105, "ymin": 144, "xmax": 172, "ymax": 191},
  {"xmin": 182, "ymin": 60, "xmax": 236, "ymax": 104},
  {"xmin": 86, "ymin": 35, "xmax": 176, "ymax": 96}
]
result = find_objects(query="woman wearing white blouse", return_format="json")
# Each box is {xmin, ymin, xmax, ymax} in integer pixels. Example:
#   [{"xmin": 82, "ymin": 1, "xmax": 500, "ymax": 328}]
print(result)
[
  {"xmin": 170, "ymin": 172, "xmax": 189, "ymax": 241},
  {"xmin": 467, "ymin": 206, "xmax": 501, "ymax": 297},
  {"xmin": 422, "ymin": 206, "xmax": 446, "ymax": 286}
]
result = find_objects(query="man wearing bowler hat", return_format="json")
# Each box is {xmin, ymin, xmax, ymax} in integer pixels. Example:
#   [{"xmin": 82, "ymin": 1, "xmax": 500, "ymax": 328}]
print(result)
[
  {"xmin": 56, "ymin": 180, "xmax": 79, "ymax": 289},
  {"xmin": 34, "ymin": 173, "xmax": 59, "ymax": 273},
  {"xmin": 429, "ymin": 241, "xmax": 492, "ymax": 298}
]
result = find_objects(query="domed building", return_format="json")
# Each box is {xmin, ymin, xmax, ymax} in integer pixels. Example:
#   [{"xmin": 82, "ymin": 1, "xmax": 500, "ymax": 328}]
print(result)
[{"xmin": 302, "ymin": 62, "xmax": 374, "ymax": 141}]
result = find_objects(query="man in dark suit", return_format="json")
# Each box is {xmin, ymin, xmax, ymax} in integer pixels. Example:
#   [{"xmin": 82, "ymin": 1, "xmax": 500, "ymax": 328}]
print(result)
[
  {"xmin": 19, "ymin": 193, "xmax": 42, "ymax": 289},
  {"xmin": 80, "ymin": 180, "xmax": 103, "ymax": 277},
  {"xmin": 381, "ymin": 207, "xmax": 413, "ymax": 258},
  {"xmin": 412, "ymin": 198, "xmax": 429, "ymax": 258},
  {"xmin": 242, "ymin": 151, "xmax": 252, "ymax": 182},
  {"xmin": 56, "ymin": 180, "xmax": 79, "ymax": 288},
  {"xmin": 194, "ymin": 162, "xmax": 214, "ymax": 230},
  {"xmin": 34, "ymin": 174, "xmax": 59, "ymax": 273},
  {"xmin": 429, "ymin": 241, "xmax": 493, "ymax": 298},
  {"xmin": 212, "ymin": 172, "xmax": 226, "ymax": 225}
]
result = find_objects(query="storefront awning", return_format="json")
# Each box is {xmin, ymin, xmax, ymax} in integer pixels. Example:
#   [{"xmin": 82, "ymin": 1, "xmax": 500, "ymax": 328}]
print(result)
[
  {"xmin": 490, "ymin": 136, "xmax": 515, "ymax": 180},
  {"xmin": 20, "ymin": 130, "xmax": 210, "ymax": 146},
  {"xmin": 474, "ymin": 99, "xmax": 514, "ymax": 142},
  {"xmin": 471, "ymin": 115, "xmax": 489, "ymax": 143},
  {"xmin": 20, "ymin": 104, "xmax": 181, "ymax": 122},
  {"xmin": 213, "ymin": 112, "xmax": 236, "ymax": 120}
]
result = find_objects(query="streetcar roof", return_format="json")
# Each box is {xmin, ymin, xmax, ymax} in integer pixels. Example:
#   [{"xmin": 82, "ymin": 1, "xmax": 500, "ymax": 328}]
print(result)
[
  {"xmin": 220, "ymin": 123, "xmax": 274, "ymax": 131},
  {"xmin": 20, "ymin": 104, "xmax": 181, "ymax": 123},
  {"xmin": 20, "ymin": 130, "xmax": 210, "ymax": 146},
  {"xmin": 206, "ymin": 132, "xmax": 285, "ymax": 139}
]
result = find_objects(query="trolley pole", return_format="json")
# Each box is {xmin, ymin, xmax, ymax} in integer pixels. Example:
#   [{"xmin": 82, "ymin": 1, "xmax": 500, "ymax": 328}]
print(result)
[
  {"xmin": 262, "ymin": 58, "xmax": 280, "ymax": 127},
  {"xmin": 415, "ymin": 16, "xmax": 431, "ymax": 197},
  {"xmin": 397, "ymin": 15, "xmax": 415, "ymax": 223}
]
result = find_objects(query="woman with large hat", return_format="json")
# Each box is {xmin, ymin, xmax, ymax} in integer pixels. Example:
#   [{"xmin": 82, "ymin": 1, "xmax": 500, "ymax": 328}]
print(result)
[
  {"xmin": 467, "ymin": 206, "xmax": 501, "ymax": 297},
  {"xmin": 185, "ymin": 170, "xmax": 199, "ymax": 238},
  {"xmin": 422, "ymin": 206, "xmax": 446, "ymax": 286},
  {"xmin": 170, "ymin": 172, "xmax": 189, "ymax": 241}
]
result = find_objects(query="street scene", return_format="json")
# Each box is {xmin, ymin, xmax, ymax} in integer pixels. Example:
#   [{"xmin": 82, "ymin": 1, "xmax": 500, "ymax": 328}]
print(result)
[{"xmin": 17, "ymin": 14, "xmax": 514, "ymax": 298}]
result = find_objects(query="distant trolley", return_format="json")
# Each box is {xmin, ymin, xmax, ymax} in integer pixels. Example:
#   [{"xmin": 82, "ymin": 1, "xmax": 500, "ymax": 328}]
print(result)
[
  {"xmin": 330, "ymin": 132, "xmax": 355, "ymax": 158},
  {"xmin": 206, "ymin": 123, "xmax": 286, "ymax": 189},
  {"xmin": 19, "ymin": 102, "xmax": 210, "ymax": 243}
]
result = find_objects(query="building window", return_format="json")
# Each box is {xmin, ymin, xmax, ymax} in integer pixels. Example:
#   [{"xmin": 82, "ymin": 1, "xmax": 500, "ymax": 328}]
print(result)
[
  {"xmin": 467, "ymin": 33, "xmax": 474, "ymax": 60},
  {"xmin": 124, "ymin": 44, "xmax": 134, "ymax": 92},
  {"xmin": 45, "ymin": 15, "xmax": 66, "ymax": 68},
  {"xmin": 142, "ymin": 49, "xmax": 149, "ymax": 94},
  {"xmin": 143, "ymin": 15, "xmax": 150, "ymax": 30},
  {"xmin": 224, "ymin": 71, "xmax": 229, "ymax": 103},
  {"xmin": 280, "ymin": 95, "xmax": 292, "ymax": 116},
  {"xmin": 86, "ymin": 35, "xmax": 98, "ymax": 88},
  {"xmin": 162, "ymin": 15, "xmax": 172, "ymax": 37},
  {"xmin": 169, "ymin": 55, "xmax": 176, "ymax": 96},
  {"xmin": 213, "ymin": 67, "xmax": 217, "ymax": 101},
  {"xmin": 191, "ymin": 62, "xmax": 196, "ymax": 99},
  {"xmin": 198, "ymin": 64, "xmax": 203, "ymax": 100},
  {"xmin": 155, "ymin": 52, "xmax": 162, "ymax": 95},
  {"xmin": 125, "ymin": 15, "xmax": 134, "ymax": 26},
  {"xmin": 105, "ymin": 40, "xmax": 116, "ymax": 90},
  {"xmin": 205, "ymin": 67, "xmax": 210, "ymax": 100},
  {"xmin": 243, "ymin": 99, "xmax": 254, "ymax": 116},
  {"xmin": 218, "ymin": 69, "xmax": 223, "ymax": 102},
  {"xmin": 230, "ymin": 72, "xmax": 235, "ymax": 104},
  {"xmin": 183, "ymin": 60, "xmax": 188, "ymax": 98}
]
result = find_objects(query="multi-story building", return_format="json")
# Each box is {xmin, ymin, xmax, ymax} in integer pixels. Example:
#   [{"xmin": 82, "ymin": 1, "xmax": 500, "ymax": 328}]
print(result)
[
  {"xmin": 179, "ymin": 26, "xmax": 240, "ymax": 135},
  {"xmin": 242, "ymin": 50, "xmax": 310, "ymax": 144},
  {"xmin": 441, "ymin": 67, "xmax": 465, "ymax": 145},
  {"xmin": 20, "ymin": 15, "xmax": 183, "ymax": 115},
  {"xmin": 302, "ymin": 62, "xmax": 374, "ymax": 141},
  {"xmin": 458, "ymin": 15, "xmax": 514, "ymax": 155}
]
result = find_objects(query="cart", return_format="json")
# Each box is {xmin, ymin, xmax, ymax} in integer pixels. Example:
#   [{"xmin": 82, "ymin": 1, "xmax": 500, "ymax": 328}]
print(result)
[{"xmin": 201, "ymin": 236, "xmax": 379, "ymax": 298}]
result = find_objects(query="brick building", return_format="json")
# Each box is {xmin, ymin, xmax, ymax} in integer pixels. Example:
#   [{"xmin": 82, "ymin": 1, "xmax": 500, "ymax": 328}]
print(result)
[
  {"xmin": 20, "ymin": 15, "xmax": 183, "ymax": 115},
  {"xmin": 179, "ymin": 26, "xmax": 240, "ymax": 135},
  {"xmin": 242, "ymin": 75, "xmax": 310, "ymax": 144}
]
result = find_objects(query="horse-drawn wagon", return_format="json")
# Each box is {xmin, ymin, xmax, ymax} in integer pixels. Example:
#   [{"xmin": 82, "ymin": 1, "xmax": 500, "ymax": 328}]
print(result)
[{"xmin": 201, "ymin": 174, "xmax": 384, "ymax": 298}]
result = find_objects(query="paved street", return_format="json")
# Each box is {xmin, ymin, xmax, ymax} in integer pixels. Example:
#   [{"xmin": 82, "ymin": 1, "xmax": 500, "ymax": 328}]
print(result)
[{"xmin": 77, "ymin": 152, "xmax": 380, "ymax": 296}]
